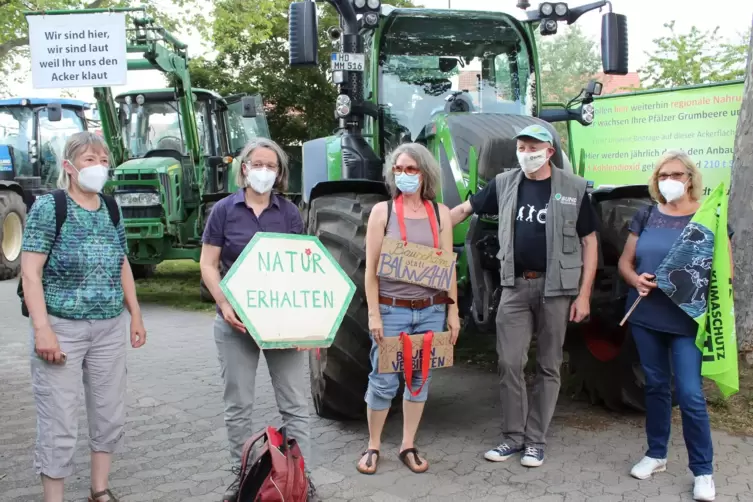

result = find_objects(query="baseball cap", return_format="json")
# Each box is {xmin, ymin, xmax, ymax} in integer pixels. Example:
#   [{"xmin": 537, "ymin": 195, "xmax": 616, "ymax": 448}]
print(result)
[{"xmin": 514, "ymin": 124, "xmax": 553, "ymax": 144}]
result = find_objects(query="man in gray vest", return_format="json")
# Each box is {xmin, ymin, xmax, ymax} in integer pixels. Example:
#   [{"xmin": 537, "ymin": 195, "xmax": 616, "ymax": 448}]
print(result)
[{"xmin": 450, "ymin": 124, "xmax": 598, "ymax": 467}]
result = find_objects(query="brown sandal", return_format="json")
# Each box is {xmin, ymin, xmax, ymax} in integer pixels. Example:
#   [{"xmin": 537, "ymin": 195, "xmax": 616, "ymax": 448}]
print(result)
[
  {"xmin": 88, "ymin": 488, "xmax": 119, "ymax": 502},
  {"xmin": 356, "ymin": 449, "xmax": 380, "ymax": 474},
  {"xmin": 399, "ymin": 448, "xmax": 428, "ymax": 473}
]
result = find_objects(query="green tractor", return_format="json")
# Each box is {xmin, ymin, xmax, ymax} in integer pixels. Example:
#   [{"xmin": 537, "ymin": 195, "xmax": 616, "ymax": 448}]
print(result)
[
  {"xmin": 22, "ymin": 8, "xmax": 271, "ymax": 284},
  {"xmin": 287, "ymin": 0, "xmax": 654, "ymax": 420},
  {"xmin": 107, "ymin": 87, "xmax": 269, "ymax": 283}
]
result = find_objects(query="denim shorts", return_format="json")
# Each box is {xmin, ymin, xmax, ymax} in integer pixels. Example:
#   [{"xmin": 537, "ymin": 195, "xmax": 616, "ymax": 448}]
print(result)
[{"xmin": 364, "ymin": 303, "xmax": 447, "ymax": 410}]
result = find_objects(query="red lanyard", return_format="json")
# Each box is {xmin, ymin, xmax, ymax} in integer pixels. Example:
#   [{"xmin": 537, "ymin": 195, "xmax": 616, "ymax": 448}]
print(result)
[{"xmin": 394, "ymin": 195, "xmax": 439, "ymax": 248}]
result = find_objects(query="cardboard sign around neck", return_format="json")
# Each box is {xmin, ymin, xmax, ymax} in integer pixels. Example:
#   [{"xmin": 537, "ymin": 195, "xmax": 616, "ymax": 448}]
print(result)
[{"xmin": 377, "ymin": 237, "xmax": 457, "ymax": 292}]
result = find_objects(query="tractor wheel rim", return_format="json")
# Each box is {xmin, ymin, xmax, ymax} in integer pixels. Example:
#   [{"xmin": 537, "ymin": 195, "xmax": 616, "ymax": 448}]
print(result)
[{"xmin": 2, "ymin": 211, "xmax": 23, "ymax": 262}]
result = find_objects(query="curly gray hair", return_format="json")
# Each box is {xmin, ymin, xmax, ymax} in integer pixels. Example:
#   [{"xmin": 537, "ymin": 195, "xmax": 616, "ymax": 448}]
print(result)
[
  {"xmin": 234, "ymin": 137, "xmax": 290, "ymax": 192},
  {"xmin": 383, "ymin": 143, "xmax": 440, "ymax": 201}
]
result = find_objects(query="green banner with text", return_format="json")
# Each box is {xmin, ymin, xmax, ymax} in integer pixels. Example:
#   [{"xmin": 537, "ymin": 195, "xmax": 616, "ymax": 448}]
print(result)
[{"xmin": 570, "ymin": 81, "xmax": 744, "ymax": 197}]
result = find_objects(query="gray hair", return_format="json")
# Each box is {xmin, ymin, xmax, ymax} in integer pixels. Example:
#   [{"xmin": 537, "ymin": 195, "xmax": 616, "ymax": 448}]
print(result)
[
  {"xmin": 383, "ymin": 143, "xmax": 441, "ymax": 201},
  {"xmin": 234, "ymin": 137, "xmax": 290, "ymax": 192},
  {"xmin": 57, "ymin": 131, "xmax": 111, "ymax": 190}
]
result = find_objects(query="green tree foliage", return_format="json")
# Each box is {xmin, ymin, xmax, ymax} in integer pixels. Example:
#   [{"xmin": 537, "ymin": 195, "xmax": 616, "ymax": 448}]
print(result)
[
  {"xmin": 0, "ymin": 0, "xmax": 204, "ymax": 95},
  {"xmin": 536, "ymin": 25, "xmax": 601, "ymax": 105},
  {"xmin": 535, "ymin": 25, "xmax": 602, "ymax": 147},
  {"xmin": 640, "ymin": 21, "xmax": 751, "ymax": 89},
  {"xmin": 187, "ymin": 0, "xmax": 417, "ymax": 147}
]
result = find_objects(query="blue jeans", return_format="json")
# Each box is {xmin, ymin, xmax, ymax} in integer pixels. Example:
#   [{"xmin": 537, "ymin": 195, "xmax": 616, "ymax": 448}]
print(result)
[
  {"xmin": 631, "ymin": 324, "xmax": 713, "ymax": 476},
  {"xmin": 364, "ymin": 304, "xmax": 447, "ymax": 410}
]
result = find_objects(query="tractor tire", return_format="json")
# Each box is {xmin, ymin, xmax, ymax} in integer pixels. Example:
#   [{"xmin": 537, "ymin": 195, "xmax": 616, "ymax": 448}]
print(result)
[
  {"xmin": 566, "ymin": 320, "xmax": 646, "ymax": 412},
  {"xmin": 130, "ymin": 263, "xmax": 157, "ymax": 280},
  {"xmin": 0, "ymin": 191, "xmax": 26, "ymax": 281},
  {"xmin": 306, "ymin": 192, "xmax": 400, "ymax": 421},
  {"xmin": 566, "ymin": 194, "xmax": 676, "ymax": 413}
]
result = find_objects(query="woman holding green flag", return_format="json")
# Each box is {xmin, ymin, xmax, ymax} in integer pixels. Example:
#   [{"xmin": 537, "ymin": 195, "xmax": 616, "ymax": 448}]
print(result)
[{"xmin": 618, "ymin": 150, "xmax": 734, "ymax": 502}]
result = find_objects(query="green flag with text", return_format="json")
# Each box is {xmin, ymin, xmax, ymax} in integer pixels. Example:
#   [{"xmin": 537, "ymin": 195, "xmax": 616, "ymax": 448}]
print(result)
[{"xmin": 654, "ymin": 183, "xmax": 738, "ymax": 397}]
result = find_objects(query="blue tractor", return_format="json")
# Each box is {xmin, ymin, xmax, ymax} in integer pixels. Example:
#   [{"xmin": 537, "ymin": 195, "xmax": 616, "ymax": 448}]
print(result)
[{"xmin": 0, "ymin": 97, "xmax": 91, "ymax": 280}]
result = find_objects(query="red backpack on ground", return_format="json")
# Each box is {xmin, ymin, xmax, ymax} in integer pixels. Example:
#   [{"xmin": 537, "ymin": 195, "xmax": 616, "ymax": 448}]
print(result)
[{"xmin": 236, "ymin": 426, "xmax": 309, "ymax": 502}]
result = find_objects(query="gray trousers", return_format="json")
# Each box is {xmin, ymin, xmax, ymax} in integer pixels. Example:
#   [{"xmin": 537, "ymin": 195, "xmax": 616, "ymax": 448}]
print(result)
[
  {"xmin": 30, "ymin": 313, "xmax": 127, "ymax": 478},
  {"xmin": 213, "ymin": 315, "xmax": 312, "ymax": 468},
  {"xmin": 496, "ymin": 276, "xmax": 570, "ymax": 448}
]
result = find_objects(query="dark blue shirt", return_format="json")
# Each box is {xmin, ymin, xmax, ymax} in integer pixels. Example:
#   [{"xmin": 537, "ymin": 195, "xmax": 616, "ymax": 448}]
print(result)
[
  {"xmin": 626, "ymin": 205, "xmax": 733, "ymax": 336},
  {"xmin": 201, "ymin": 189, "xmax": 304, "ymax": 309}
]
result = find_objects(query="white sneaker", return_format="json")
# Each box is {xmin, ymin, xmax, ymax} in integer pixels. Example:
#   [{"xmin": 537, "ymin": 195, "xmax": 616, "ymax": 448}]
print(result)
[
  {"xmin": 630, "ymin": 456, "xmax": 667, "ymax": 479},
  {"xmin": 693, "ymin": 475, "xmax": 716, "ymax": 501}
]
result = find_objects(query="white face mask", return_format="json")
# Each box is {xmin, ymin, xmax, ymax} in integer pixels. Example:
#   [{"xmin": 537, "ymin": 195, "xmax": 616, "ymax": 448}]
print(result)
[
  {"xmin": 246, "ymin": 167, "xmax": 276, "ymax": 194},
  {"xmin": 68, "ymin": 160, "xmax": 109, "ymax": 193},
  {"xmin": 658, "ymin": 179, "xmax": 687, "ymax": 203},
  {"xmin": 517, "ymin": 149, "xmax": 549, "ymax": 174}
]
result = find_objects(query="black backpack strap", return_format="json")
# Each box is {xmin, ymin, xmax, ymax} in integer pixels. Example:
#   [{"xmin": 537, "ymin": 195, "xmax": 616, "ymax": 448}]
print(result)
[
  {"xmin": 431, "ymin": 200, "xmax": 441, "ymax": 230},
  {"xmin": 51, "ymin": 189, "xmax": 67, "ymax": 240},
  {"xmin": 101, "ymin": 194, "xmax": 121, "ymax": 227},
  {"xmin": 384, "ymin": 199, "xmax": 393, "ymax": 236}
]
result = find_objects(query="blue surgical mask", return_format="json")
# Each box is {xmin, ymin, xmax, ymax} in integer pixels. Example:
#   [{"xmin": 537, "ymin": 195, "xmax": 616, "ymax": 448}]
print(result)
[{"xmin": 395, "ymin": 173, "xmax": 420, "ymax": 194}]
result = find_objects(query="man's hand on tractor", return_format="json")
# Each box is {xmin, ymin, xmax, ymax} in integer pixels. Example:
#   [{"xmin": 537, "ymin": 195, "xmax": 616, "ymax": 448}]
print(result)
[{"xmin": 569, "ymin": 294, "xmax": 590, "ymax": 323}]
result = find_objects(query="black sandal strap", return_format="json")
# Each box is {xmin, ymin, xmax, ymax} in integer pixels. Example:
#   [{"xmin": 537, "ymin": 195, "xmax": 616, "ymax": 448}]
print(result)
[
  {"xmin": 90, "ymin": 489, "xmax": 117, "ymax": 501},
  {"xmin": 399, "ymin": 447, "xmax": 423, "ymax": 466},
  {"xmin": 361, "ymin": 448, "xmax": 380, "ymax": 468}
]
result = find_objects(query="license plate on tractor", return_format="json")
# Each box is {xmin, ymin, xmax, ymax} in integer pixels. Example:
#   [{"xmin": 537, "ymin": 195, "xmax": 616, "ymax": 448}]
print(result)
[{"xmin": 330, "ymin": 53, "xmax": 365, "ymax": 72}]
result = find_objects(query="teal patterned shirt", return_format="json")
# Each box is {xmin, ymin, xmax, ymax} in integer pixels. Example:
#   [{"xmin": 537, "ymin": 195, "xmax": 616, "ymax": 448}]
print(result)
[{"xmin": 22, "ymin": 192, "xmax": 127, "ymax": 320}]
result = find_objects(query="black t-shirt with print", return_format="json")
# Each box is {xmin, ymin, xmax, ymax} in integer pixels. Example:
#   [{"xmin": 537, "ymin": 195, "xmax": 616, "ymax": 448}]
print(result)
[{"xmin": 469, "ymin": 176, "xmax": 599, "ymax": 273}]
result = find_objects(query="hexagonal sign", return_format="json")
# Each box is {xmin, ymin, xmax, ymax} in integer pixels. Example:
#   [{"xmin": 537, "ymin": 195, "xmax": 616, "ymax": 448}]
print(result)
[{"xmin": 220, "ymin": 232, "xmax": 356, "ymax": 349}]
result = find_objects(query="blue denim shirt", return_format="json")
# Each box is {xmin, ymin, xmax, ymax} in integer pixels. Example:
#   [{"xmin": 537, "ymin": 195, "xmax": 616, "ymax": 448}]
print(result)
[{"xmin": 201, "ymin": 189, "xmax": 303, "ymax": 310}]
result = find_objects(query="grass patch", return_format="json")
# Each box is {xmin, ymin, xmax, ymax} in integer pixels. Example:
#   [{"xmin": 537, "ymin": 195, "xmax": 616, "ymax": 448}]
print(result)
[
  {"xmin": 135, "ymin": 260, "xmax": 214, "ymax": 313},
  {"xmin": 699, "ymin": 365, "xmax": 753, "ymax": 436}
]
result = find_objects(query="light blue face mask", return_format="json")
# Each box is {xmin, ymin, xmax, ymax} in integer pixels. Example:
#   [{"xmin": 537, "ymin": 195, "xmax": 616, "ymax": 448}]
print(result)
[{"xmin": 395, "ymin": 173, "xmax": 420, "ymax": 194}]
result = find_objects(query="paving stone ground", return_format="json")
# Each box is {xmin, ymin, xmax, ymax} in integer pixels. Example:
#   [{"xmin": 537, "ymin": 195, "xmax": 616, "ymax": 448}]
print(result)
[{"xmin": 1, "ymin": 278, "xmax": 752, "ymax": 502}]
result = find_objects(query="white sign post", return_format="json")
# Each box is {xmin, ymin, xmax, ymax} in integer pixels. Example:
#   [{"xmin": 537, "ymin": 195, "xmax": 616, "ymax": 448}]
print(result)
[
  {"xmin": 26, "ymin": 13, "xmax": 128, "ymax": 89},
  {"xmin": 220, "ymin": 232, "xmax": 356, "ymax": 349}
]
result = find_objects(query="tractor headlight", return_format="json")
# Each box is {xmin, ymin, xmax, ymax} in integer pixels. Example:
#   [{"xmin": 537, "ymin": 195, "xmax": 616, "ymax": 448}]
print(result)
[
  {"xmin": 364, "ymin": 12, "xmax": 379, "ymax": 25},
  {"xmin": 554, "ymin": 2, "xmax": 568, "ymax": 16},
  {"xmin": 335, "ymin": 94, "xmax": 352, "ymax": 117},
  {"xmin": 581, "ymin": 103, "xmax": 595, "ymax": 125},
  {"xmin": 115, "ymin": 192, "xmax": 161, "ymax": 207},
  {"xmin": 540, "ymin": 2, "xmax": 554, "ymax": 16},
  {"xmin": 354, "ymin": 0, "xmax": 366, "ymax": 7},
  {"xmin": 366, "ymin": 0, "xmax": 380, "ymax": 10}
]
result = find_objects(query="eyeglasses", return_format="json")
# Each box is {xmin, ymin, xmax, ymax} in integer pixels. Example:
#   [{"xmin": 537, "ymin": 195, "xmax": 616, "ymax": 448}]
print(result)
[
  {"xmin": 243, "ymin": 162, "xmax": 279, "ymax": 170},
  {"xmin": 657, "ymin": 172, "xmax": 688, "ymax": 181},
  {"xmin": 392, "ymin": 165, "xmax": 420, "ymax": 175}
]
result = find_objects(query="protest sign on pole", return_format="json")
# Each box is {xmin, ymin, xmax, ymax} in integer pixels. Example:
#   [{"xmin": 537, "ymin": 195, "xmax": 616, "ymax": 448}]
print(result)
[
  {"xmin": 220, "ymin": 232, "xmax": 356, "ymax": 349},
  {"xmin": 26, "ymin": 12, "xmax": 128, "ymax": 89}
]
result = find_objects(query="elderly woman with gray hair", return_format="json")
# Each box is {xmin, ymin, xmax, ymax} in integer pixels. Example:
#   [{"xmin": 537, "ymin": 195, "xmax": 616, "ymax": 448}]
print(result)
[
  {"xmin": 200, "ymin": 137, "xmax": 318, "ymax": 502},
  {"xmin": 20, "ymin": 131, "xmax": 146, "ymax": 502},
  {"xmin": 356, "ymin": 142, "xmax": 460, "ymax": 475}
]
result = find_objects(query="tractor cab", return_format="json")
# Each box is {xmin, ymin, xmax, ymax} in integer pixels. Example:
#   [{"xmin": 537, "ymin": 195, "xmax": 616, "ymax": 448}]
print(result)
[
  {"xmin": 376, "ymin": 9, "xmax": 582, "ymax": 188},
  {"xmin": 0, "ymin": 98, "xmax": 89, "ymax": 200}
]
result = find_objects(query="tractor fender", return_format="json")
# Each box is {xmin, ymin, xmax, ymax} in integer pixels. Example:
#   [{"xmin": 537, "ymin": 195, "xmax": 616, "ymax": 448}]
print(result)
[
  {"xmin": 301, "ymin": 137, "xmax": 330, "ymax": 205},
  {"xmin": 309, "ymin": 180, "xmax": 390, "ymax": 207}
]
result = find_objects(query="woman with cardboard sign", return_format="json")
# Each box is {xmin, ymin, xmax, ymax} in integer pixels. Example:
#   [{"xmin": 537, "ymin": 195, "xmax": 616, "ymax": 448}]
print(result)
[{"xmin": 357, "ymin": 143, "xmax": 460, "ymax": 475}]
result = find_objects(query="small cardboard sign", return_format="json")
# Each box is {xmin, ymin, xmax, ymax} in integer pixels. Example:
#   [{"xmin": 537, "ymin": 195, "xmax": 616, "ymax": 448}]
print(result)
[
  {"xmin": 378, "ymin": 331, "xmax": 454, "ymax": 374},
  {"xmin": 377, "ymin": 237, "xmax": 457, "ymax": 292}
]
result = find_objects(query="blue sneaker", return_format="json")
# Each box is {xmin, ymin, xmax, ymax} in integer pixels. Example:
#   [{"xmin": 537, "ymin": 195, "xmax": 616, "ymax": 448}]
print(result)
[
  {"xmin": 483, "ymin": 442, "xmax": 523, "ymax": 462},
  {"xmin": 520, "ymin": 446, "xmax": 544, "ymax": 467}
]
